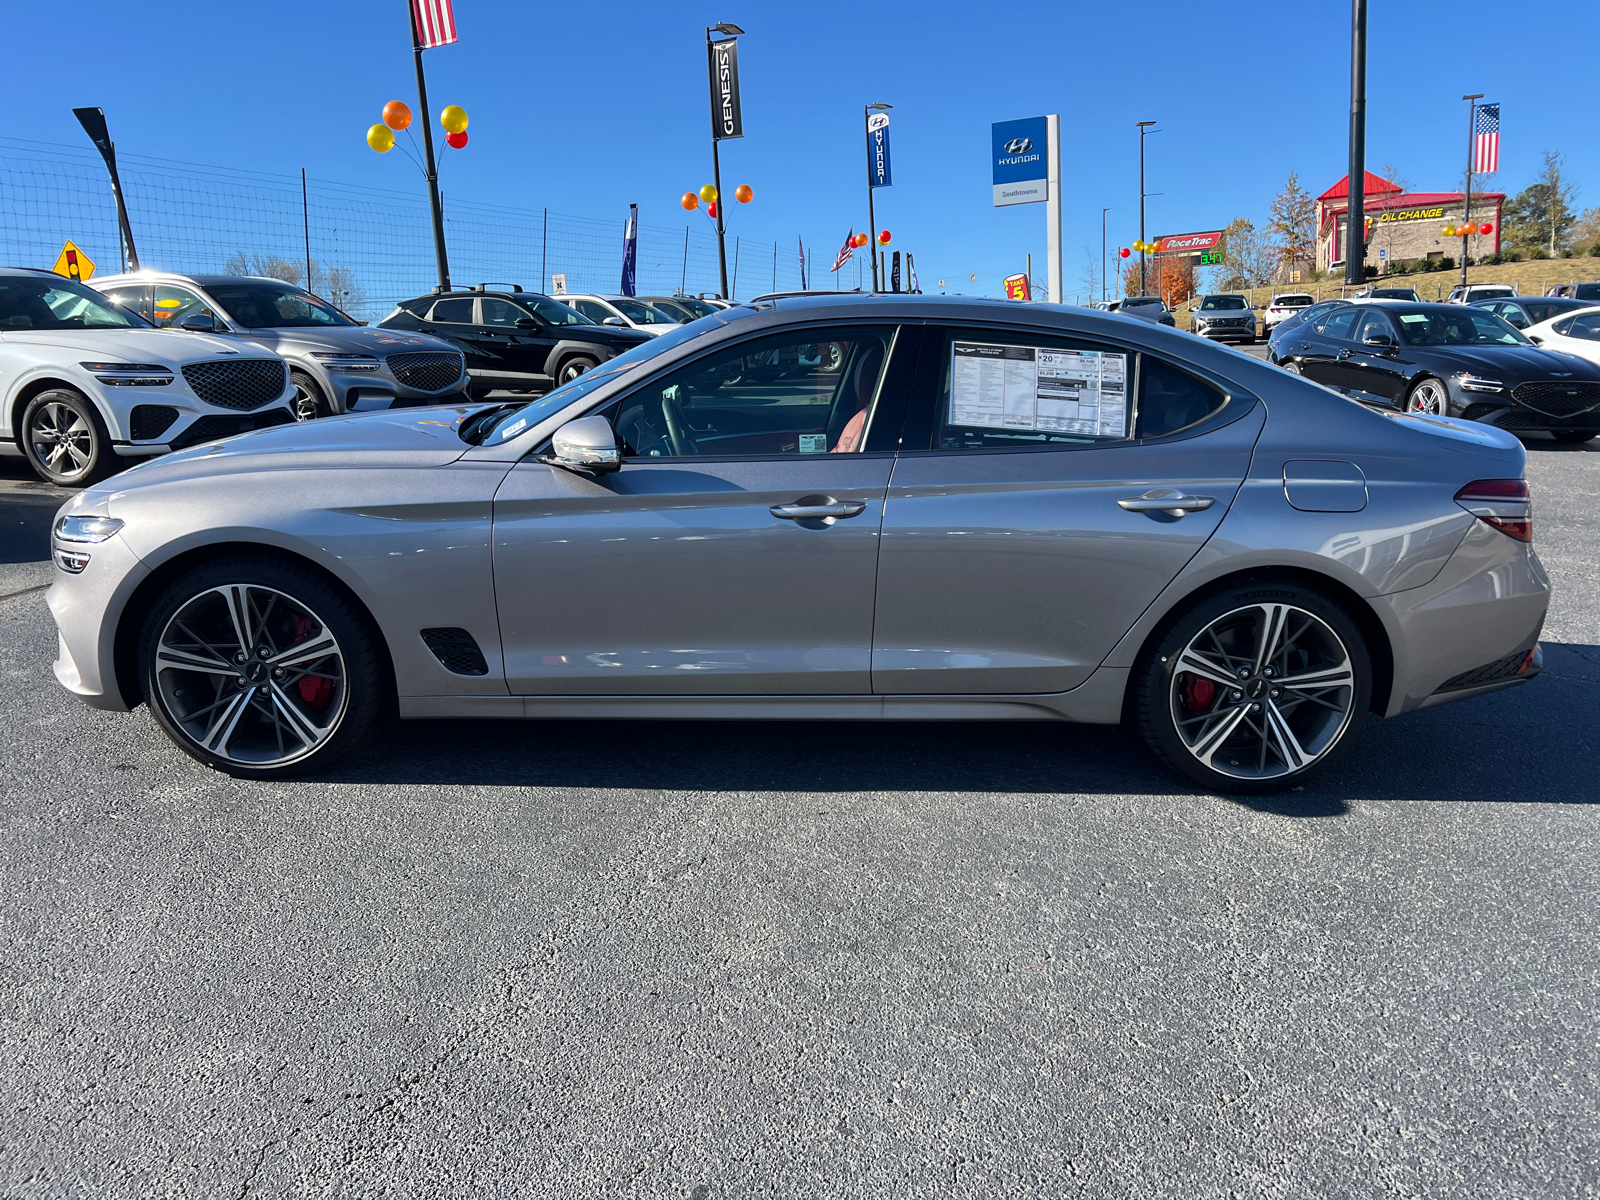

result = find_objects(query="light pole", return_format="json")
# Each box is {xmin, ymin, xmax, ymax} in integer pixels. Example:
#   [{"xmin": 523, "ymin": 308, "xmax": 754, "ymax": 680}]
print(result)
[
  {"xmin": 1345, "ymin": 0, "xmax": 1368, "ymax": 288},
  {"xmin": 864, "ymin": 102, "xmax": 892, "ymax": 291},
  {"xmin": 1101, "ymin": 207, "xmax": 1110, "ymax": 303},
  {"xmin": 1461, "ymin": 92, "xmax": 1484, "ymax": 291},
  {"xmin": 1137, "ymin": 121, "xmax": 1157, "ymax": 295},
  {"xmin": 705, "ymin": 22, "xmax": 744, "ymax": 299}
]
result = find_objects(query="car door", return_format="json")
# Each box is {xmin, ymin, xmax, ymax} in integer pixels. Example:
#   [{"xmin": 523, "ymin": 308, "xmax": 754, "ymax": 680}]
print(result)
[
  {"xmin": 1342, "ymin": 310, "xmax": 1409, "ymax": 405},
  {"xmin": 1296, "ymin": 308, "xmax": 1359, "ymax": 389},
  {"xmin": 871, "ymin": 326, "xmax": 1262, "ymax": 695},
  {"xmin": 490, "ymin": 322, "xmax": 918, "ymax": 695},
  {"xmin": 479, "ymin": 296, "xmax": 557, "ymax": 385}
]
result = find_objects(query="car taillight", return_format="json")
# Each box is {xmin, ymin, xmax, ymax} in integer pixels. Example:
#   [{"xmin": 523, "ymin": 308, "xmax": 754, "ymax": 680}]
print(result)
[{"xmin": 1455, "ymin": 478, "xmax": 1532, "ymax": 543}]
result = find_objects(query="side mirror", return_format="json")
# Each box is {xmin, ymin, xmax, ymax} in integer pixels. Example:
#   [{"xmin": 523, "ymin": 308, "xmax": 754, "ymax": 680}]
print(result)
[
  {"xmin": 515, "ymin": 317, "xmax": 539, "ymax": 330},
  {"xmin": 543, "ymin": 414, "xmax": 621, "ymax": 476},
  {"xmin": 1528, "ymin": 334, "xmax": 1543, "ymax": 345},
  {"xmin": 602, "ymin": 316, "xmax": 626, "ymax": 327},
  {"xmin": 1362, "ymin": 332, "xmax": 1396, "ymax": 350},
  {"xmin": 179, "ymin": 311, "xmax": 220, "ymax": 332}
]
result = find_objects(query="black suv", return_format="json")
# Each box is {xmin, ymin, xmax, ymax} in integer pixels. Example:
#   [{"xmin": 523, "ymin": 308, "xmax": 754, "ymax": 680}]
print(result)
[{"xmin": 379, "ymin": 285, "xmax": 652, "ymax": 396}]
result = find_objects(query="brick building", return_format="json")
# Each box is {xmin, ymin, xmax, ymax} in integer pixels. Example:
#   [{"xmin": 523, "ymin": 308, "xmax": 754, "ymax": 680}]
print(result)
[{"xmin": 1316, "ymin": 171, "xmax": 1504, "ymax": 274}]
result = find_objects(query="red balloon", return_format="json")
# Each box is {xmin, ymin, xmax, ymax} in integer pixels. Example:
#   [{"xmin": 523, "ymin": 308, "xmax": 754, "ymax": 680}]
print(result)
[
  {"xmin": 446, "ymin": 130, "xmax": 468, "ymax": 149},
  {"xmin": 1480, "ymin": 222, "xmax": 1493, "ymax": 234},
  {"xmin": 877, "ymin": 229, "xmax": 891, "ymax": 245},
  {"xmin": 1119, "ymin": 247, "xmax": 1131, "ymax": 258},
  {"xmin": 707, "ymin": 202, "xmax": 719, "ymax": 218}
]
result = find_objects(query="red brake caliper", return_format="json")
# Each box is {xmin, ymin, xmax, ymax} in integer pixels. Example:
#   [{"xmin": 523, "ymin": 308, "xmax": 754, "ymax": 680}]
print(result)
[
  {"xmin": 1180, "ymin": 674, "xmax": 1216, "ymax": 712},
  {"xmin": 293, "ymin": 616, "xmax": 333, "ymax": 711}
]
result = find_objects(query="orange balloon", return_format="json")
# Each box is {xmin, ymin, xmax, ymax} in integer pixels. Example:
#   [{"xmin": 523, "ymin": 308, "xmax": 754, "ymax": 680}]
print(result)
[
  {"xmin": 734, "ymin": 184, "xmax": 753, "ymax": 204},
  {"xmin": 383, "ymin": 100, "xmax": 412, "ymax": 130},
  {"xmin": 681, "ymin": 192, "xmax": 699, "ymax": 211}
]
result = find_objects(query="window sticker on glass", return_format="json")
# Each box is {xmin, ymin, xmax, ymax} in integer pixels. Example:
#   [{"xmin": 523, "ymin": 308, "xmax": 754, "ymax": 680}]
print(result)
[
  {"xmin": 798, "ymin": 433, "xmax": 827, "ymax": 453},
  {"xmin": 950, "ymin": 342, "xmax": 1128, "ymax": 439}
]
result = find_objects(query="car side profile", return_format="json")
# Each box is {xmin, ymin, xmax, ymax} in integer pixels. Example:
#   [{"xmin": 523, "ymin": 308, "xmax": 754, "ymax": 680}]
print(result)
[
  {"xmin": 1517, "ymin": 305, "xmax": 1600, "ymax": 379},
  {"xmin": 49, "ymin": 295, "xmax": 1548, "ymax": 796},
  {"xmin": 1469, "ymin": 295, "xmax": 1593, "ymax": 331},
  {"xmin": 0, "ymin": 268, "xmax": 295, "ymax": 485}
]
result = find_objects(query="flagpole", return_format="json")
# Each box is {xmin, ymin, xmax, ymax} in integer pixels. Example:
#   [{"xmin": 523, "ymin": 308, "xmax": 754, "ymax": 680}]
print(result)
[
  {"xmin": 1461, "ymin": 93, "xmax": 1482, "ymax": 291},
  {"xmin": 410, "ymin": 2, "xmax": 451, "ymax": 292}
]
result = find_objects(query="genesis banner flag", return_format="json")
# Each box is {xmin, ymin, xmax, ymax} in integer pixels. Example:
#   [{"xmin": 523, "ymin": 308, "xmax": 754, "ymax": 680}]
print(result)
[
  {"xmin": 709, "ymin": 38, "xmax": 743, "ymax": 140},
  {"xmin": 620, "ymin": 204, "xmax": 638, "ymax": 296},
  {"xmin": 868, "ymin": 112, "xmax": 892, "ymax": 188},
  {"xmin": 891, "ymin": 250, "xmax": 901, "ymax": 293}
]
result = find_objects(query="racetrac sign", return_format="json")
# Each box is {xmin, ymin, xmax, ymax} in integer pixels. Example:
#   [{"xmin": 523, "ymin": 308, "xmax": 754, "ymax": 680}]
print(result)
[
  {"xmin": 1151, "ymin": 230, "xmax": 1223, "ymax": 257},
  {"xmin": 992, "ymin": 117, "xmax": 1048, "ymax": 207}
]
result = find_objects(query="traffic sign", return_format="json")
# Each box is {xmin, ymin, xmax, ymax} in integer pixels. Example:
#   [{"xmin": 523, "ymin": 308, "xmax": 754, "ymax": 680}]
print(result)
[{"xmin": 52, "ymin": 241, "xmax": 95, "ymax": 281}]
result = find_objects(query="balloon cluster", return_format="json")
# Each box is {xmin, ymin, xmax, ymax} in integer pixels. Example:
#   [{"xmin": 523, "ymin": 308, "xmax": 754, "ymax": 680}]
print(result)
[
  {"xmin": 367, "ymin": 100, "xmax": 470, "ymax": 153},
  {"xmin": 877, "ymin": 230, "xmax": 892, "ymax": 245},
  {"xmin": 1443, "ymin": 222, "xmax": 1492, "ymax": 237},
  {"xmin": 681, "ymin": 183, "xmax": 753, "ymax": 219},
  {"xmin": 1131, "ymin": 239, "xmax": 1161, "ymax": 254}
]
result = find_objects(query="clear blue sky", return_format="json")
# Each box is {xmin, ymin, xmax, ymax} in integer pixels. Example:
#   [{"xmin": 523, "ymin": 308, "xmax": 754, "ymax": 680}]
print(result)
[{"xmin": 7, "ymin": 0, "xmax": 1596, "ymax": 300}]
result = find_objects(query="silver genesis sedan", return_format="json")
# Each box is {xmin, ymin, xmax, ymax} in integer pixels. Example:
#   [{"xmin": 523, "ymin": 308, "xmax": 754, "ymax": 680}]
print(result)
[{"xmin": 47, "ymin": 296, "xmax": 1549, "ymax": 795}]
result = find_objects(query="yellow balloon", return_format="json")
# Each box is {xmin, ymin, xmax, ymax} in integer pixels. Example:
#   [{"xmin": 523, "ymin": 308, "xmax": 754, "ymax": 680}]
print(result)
[
  {"xmin": 699, "ymin": 184, "xmax": 718, "ymax": 204},
  {"xmin": 1441, "ymin": 225, "xmax": 1456, "ymax": 237},
  {"xmin": 367, "ymin": 124, "xmax": 395, "ymax": 152},
  {"xmin": 440, "ymin": 105, "xmax": 469, "ymax": 135}
]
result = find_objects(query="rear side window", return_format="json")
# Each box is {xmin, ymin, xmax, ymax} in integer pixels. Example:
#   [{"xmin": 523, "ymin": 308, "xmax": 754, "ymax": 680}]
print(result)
[
  {"xmin": 430, "ymin": 298, "xmax": 474, "ymax": 324},
  {"xmin": 1136, "ymin": 358, "xmax": 1228, "ymax": 438},
  {"xmin": 1318, "ymin": 309, "xmax": 1360, "ymax": 340}
]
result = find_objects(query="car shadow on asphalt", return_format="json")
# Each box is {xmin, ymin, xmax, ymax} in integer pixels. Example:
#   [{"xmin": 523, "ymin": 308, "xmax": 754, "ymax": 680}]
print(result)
[{"xmin": 334, "ymin": 642, "xmax": 1600, "ymax": 819}]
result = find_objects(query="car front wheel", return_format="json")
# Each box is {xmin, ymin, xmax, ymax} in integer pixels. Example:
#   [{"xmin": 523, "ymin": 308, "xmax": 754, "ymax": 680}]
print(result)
[
  {"xmin": 290, "ymin": 369, "xmax": 330, "ymax": 420},
  {"xmin": 1134, "ymin": 581, "xmax": 1371, "ymax": 794},
  {"xmin": 21, "ymin": 388, "xmax": 113, "ymax": 487},
  {"xmin": 557, "ymin": 355, "xmax": 598, "ymax": 385},
  {"xmin": 1406, "ymin": 378, "xmax": 1449, "ymax": 415},
  {"xmin": 139, "ymin": 555, "xmax": 388, "ymax": 778}
]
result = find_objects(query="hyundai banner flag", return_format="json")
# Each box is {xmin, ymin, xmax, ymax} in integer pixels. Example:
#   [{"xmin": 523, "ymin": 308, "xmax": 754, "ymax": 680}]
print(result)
[
  {"xmin": 709, "ymin": 38, "xmax": 743, "ymax": 141},
  {"xmin": 620, "ymin": 204, "xmax": 638, "ymax": 296},
  {"xmin": 868, "ymin": 112, "xmax": 892, "ymax": 189},
  {"xmin": 992, "ymin": 117, "xmax": 1048, "ymax": 207}
]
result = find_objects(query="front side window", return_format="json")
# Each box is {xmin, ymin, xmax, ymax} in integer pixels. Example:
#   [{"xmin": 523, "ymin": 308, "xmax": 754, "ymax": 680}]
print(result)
[
  {"xmin": 99, "ymin": 285, "xmax": 152, "ymax": 322},
  {"xmin": 607, "ymin": 326, "xmax": 894, "ymax": 459},
  {"xmin": 0, "ymin": 277, "xmax": 145, "ymax": 330},
  {"xmin": 608, "ymin": 298, "xmax": 675, "ymax": 324},
  {"xmin": 152, "ymin": 284, "xmax": 215, "ymax": 329},
  {"xmin": 481, "ymin": 298, "xmax": 530, "ymax": 327},
  {"xmin": 429, "ymin": 297, "xmax": 474, "ymax": 324},
  {"xmin": 571, "ymin": 299, "xmax": 614, "ymax": 324},
  {"xmin": 1354, "ymin": 311, "xmax": 1397, "ymax": 343},
  {"xmin": 205, "ymin": 281, "xmax": 354, "ymax": 328},
  {"xmin": 1317, "ymin": 309, "xmax": 1360, "ymax": 340},
  {"xmin": 1567, "ymin": 313, "xmax": 1600, "ymax": 341},
  {"xmin": 1396, "ymin": 309, "xmax": 1527, "ymax": 346}
]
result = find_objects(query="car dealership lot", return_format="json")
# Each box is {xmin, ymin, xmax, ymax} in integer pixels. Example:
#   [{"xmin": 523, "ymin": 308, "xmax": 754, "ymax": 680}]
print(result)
[{"xmin": 0, "ymin": 445, "xmax": 1596, "ymax": 1197}]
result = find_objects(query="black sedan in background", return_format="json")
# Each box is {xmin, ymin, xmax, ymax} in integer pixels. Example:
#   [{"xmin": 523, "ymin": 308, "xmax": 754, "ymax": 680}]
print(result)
[
  {"xmin": 380, "ymin": 286, "xmax": 652, "ymax": 396},
  {"xmin": 1272, "ymin": 300, "xmax": 1600, "ymax": 442},
  {"xmin": 1469, "ymin": 295, "xmax": 1595, "ymax": 331},
  {"xmin": 1265, "ymin": 298, "xmax": 1350, "ymax": 355}
]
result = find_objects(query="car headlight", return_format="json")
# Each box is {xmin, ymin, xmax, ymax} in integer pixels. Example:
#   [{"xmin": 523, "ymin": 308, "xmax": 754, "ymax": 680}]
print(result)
[
  {"xmin": 1457, "ymin": 373, "xmax": 1507, "ymax": 393},
  {"xmin": 52, "ymin": 514, "xmax": 123, "ymax": 573},
  {"xmin": 310, "ymin": 353, "xmax": 380, "ymax": 371},
  {"xmin": 80, "ymin": 362, "xmax": 174, "ymax": 386}
]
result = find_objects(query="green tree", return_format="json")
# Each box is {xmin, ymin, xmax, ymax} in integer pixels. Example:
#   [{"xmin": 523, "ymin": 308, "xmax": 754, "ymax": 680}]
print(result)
[
  {"xmin": 1268, "ymin": 172, "xmax": 1316, "ymax": 278},
  {"xmin": 1217, "ymin": 217, "xmax": 1280, "ymax": 290},
  {"xmin": 1504, "ymin": 151, "xmax": 1578, "ymax": 255}
]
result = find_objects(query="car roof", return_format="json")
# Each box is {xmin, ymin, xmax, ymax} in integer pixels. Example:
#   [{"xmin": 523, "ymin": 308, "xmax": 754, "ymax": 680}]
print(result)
[{"xmin": 0, "ymin": 266, "xmax": 68, "ymax": 279}]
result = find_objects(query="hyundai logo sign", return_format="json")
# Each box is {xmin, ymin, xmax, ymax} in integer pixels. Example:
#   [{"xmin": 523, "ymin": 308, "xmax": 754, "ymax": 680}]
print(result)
[{"xmin": 1004, "ymin": 137, "xmax": 1033, "ymax": 155}]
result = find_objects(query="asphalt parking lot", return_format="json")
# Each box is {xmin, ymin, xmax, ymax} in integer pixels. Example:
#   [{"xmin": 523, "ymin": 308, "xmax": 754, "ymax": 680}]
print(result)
[{"xmin": 0, "ymin": 436, "xmax": 1596, "ymax": 1199}]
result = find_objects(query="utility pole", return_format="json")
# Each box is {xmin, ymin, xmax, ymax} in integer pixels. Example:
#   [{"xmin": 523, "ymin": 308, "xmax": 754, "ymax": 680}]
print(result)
[
  {"xmin": 71, "ymin": 108, "xmax": 139, "ymax": 272},
  {"xmin": 1137, "ymin": 121, "xmax": 1156, "ymax": 295},
  {"xmin": 1102, "ymin": 207, "xmax": 1110, "ymax": 303},
  {"xmin": 1345, "ymin": 0, "xmax": 1368, "ymax": 288},
  {"xmin": 1461, "ymin": 93, "xmax": 1483, "ymax": 290},
  {"xmin": 410, "ymin": 4, "xmax": 450, "ymax": 292},
  {"xmin": 705, "ymin": 22, "xmax": 745, "ymax": 299},
  {"xmin": 864, "ymin": 102, "xmax": 892, "ymax": 291}
]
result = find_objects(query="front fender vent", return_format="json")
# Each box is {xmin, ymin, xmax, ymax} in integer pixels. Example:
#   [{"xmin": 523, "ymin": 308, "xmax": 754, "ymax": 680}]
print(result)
[{"xmin": 420, "ymin": 627, "xmax": 489, "ymax": 676}]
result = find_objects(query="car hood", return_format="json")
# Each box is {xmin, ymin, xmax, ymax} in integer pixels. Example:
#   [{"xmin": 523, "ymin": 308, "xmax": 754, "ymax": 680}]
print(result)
[
  {"xmin": 1195, "ymin": 309, "xmax": 1250, "ymax": 318},
  {"xmin": 0, "ymin": 327, "xmax": 269, "ymax": 365},
  {"xmin": 237, "ymin": 326, "xmax": 458, "ymax": 357},
  {"xmin": 1420, "ymin": 344, "xmax": 1600, "ymax": 380},
  {"xmin": 84, "ymin": 403, "xmax": 486, "ymax": 508}
]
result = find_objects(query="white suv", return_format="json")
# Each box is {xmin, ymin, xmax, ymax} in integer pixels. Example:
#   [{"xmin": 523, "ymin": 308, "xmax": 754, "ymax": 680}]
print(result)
[
  {"xmin": 1263, "ymin": 293, "xmax": 1315, "ymax": 333},
  {"xmin": 1446, "ymin": 283, "xmax": 1516, "ymax": 305},
  {"xmin": 556, "ymin": 294, "xmax": 681, "ymax": 337},
  {"xmin": 0, "ymin": 268, "xmax": 293, "ymax": 485}
]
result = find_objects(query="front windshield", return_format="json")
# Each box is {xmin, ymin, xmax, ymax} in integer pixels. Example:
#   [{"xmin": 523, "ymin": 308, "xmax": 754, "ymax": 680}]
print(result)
[
  {"xmin": 1201, "ymin": 296, "xmax": 1246, "ymax": 311},
  {"xmin": 206, "ymin": 281, "xmax": 356, "ymax": 328},
  {"xmin": 1123, "ymin": 298, "xmax": 1160, "ymax": 308},
  {"xmin": 0, "ymin": 277, "xmax": 147, "ymax": 330},
  {"xmin": 525, "ymin": 295, "xmax": 594, "ymax": 326},
  {"xmin": 481, "ymin": 319, "xmax": 721, "ymax": 446},
  {"xmin": 609, "ymin": 298, "xmax": 676, "ymax": 324},
  {"xmin": 1397, "ymin": 309, "xmax": 1529, "ymax": 346}
]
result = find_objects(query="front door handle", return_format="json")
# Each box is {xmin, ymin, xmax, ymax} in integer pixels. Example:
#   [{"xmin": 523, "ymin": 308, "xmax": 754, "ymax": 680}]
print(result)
[
  {"xmin": 771, "ymin": 501, "xmax": 867, "ymax": 520},
  {"xmin": 1118, "ymin": 489, "xmax": 1215, "ymax": 516},
  {"xmin": 1336, "ymin": 348, "xmax": 1354, "ymax": 360}
]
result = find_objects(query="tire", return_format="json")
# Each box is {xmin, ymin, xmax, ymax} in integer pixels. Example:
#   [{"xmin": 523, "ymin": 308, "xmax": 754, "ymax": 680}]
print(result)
[
  {"xmin": 138, "ymin": 554, "xmax": 389, "ymax": 779},
  {"xmin": 1405, "ymin": 377, "xmax": 1449, "ymax": 415},
  {"xmin": 1133, "ymin": 579, "xmax": 1372, "ymax": 795},
  {"xmin": 556, "ymin": 355, "xmax": 598, "ymax": 386},
  {"xmin": 20, "ymin": 387, "xmax": 114, "ymax": 487},
  {"xmin": 290, "ymin": 370, "xmax": 331, "ymax": 420},
  {"xmin": 1281, "ymin": 360, "xmax": 1303, "ymax": 375},
  {"xmin": 1552, "ymin": 430, "xmax": 1597, "ymax": 444}
]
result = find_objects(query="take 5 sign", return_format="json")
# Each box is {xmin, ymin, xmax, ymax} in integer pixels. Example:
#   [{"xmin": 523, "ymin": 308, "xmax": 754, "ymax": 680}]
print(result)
[{"xmin": 992, "ymin": 117, "xmax": 1048, "ymax": 207}]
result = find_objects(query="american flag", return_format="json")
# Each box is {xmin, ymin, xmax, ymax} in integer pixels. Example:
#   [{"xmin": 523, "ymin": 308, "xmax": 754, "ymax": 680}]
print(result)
[
  {"xmin": 832, "ymin": 229, "xmax": 855, "ymax": 273},
  {"xmin": 1473, "ymin": 103, "xmax": 1500, "ymax": 174},
  {"xmin": 412, "ymin": 0, "xmax": 458, "ymax": 49}
]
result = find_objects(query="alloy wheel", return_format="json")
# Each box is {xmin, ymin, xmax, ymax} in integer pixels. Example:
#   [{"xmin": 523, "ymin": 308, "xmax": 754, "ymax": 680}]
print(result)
[
  {"xmin": 153, "ymin": 584, "xmax": 347, "ymax": 767},
  {"xmin": 292, "ymin": 381, "xmax": 319, "ymax": 421},
  {"xmin": 1169, "ymin": 603, "xmax": 1355, "ymax": 782},
  {"xmin": 29, "ymin": 401, "xmax": 95, "ymax": 479},
  {"xmin": 1407, "ymin": 379, "xmax": 1448, "ymax": 415}
]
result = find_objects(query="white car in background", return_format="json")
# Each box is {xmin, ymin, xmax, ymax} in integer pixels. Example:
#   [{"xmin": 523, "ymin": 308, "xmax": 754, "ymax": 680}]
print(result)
[
  {"xmin": 1521, "ymin": 305, "xmax": 1600, "ymax": 367},
  {"xmin": 1263, "ymin": 292, "xmax": 1315, "ymax": 333},
  {"xmin": 0, "ymin": 268, "xmax": 293, "ymax": 486},
  {"xmin": 557, "ymin": 294, "xmax": 681, "ymax": 337}
]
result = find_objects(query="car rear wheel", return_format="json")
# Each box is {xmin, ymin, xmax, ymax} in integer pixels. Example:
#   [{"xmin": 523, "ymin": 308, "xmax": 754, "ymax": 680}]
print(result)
[
  {"xmin": 557, "ymin": 355, "xmax": 598, "ymax": 386},
  {"xmin": 1406, "ymin": 378, "xmax": 1449, "ymax": 415},
  {"xmin": 21, "ymin": 388, "xmax": 114, "ymax": 487},
  {"xmin": 1134, "ymin": 581, "xmax": 1371, "ymax": 794},
  {"xmin": 290, "ymin": 369, "xmax": 330, "ymax": 421},
  {"xmin": 1552, "ymin": 430, "xmax": 1597, "ymax": 444},
  {"xmin": 1281, "ymin": 360, "xmax": 1303, "ymax": 375},
  {"xmin": 139, "ymin": 556, "xmax": 388, "ymax": 778}
]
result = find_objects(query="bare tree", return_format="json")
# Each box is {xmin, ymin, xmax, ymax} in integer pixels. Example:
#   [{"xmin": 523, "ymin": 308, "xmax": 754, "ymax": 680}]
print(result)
[
  {"xmin": 324, "ymin": 266, "xmax": 365, "ymax": 314},
  {"xmin": 1218, "ymin": 218, "xmax": 1280, "ymax": 290},
  {"xmin": 1268, "ymin": 173, "xmax": 1316, "ymax": 280},
  {"xmin": 1079, "ymin": 246, "xmax": 1101, "ymax": 305}
]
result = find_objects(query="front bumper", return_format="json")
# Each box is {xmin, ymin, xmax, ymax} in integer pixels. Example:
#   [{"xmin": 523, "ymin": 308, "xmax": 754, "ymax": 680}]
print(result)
[
  {"xmin": 48, "ymin": 526, "xmax": 150, "ymax": 711},
  {"xmin": 1195, "ymin": 322, "xmax": 1256, "ymax": 341}
]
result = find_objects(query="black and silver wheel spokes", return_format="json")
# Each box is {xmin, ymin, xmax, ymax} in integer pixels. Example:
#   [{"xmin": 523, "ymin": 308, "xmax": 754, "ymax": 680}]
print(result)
[
  {"xmin": 1171, "ymin": 603, "xmax": 1354, "ymax": 781},
  {"xmin": 32, "ymin": 403, "xmax": 93, "ymax": 476},
  {"xmin": 155, "ymin": 584, "xmax": 347, "ymax": 766}
]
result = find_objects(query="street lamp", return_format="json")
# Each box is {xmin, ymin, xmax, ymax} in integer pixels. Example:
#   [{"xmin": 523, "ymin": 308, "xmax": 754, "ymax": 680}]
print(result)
[
  {"xmin": 1461, "ymin": 92, "xmax": 1484, "ymax": 290},
  {"xmin": 864, "ymin": 102, "xmax": 892, "ymax": 291},
  {"xmin": 1137, "ymin": 121, "xmax": 1158, "ymax": 295},
  {"xmin": 1101, "ymin": 207, "xmax": 1110, "ymax": 304},
  {"xmin": 705, "ymin": 22, "xmax": 745, "ymax": 299}
]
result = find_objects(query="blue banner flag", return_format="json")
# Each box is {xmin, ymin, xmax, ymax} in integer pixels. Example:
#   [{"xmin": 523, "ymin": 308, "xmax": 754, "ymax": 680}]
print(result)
[
  {"xmin": 868, "ymin": 112, "xmax": 892, "ymax": 189},
  {"xmin": 620, "ymin": 204, "xmax": 638, "ymax": 296}
]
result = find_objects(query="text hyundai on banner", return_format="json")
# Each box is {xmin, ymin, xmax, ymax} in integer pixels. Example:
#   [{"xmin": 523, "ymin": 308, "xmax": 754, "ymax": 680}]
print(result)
[
  {"xmin": 868, "ymin": 112, "xmax": 891, "ymax": 188},
  {"xmin": 992, "ymin": 116, "xmax": 1048, "ymax": 207}
]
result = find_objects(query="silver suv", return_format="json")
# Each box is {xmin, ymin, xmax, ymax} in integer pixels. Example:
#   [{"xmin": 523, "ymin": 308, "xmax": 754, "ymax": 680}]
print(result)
[
  {"xmin": 93, "ymin": 273, "xmax": 467, "ymax": 419},
  {"xmin": 1191, "ymin": 294, "xmax": 1257, "ymax": 343}
]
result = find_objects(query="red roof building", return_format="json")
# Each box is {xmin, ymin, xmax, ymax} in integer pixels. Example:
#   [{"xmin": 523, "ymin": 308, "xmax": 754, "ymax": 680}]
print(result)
[{"xmin": 1315, "ymin": 173, "xmax": 1504, "ymax": 273}]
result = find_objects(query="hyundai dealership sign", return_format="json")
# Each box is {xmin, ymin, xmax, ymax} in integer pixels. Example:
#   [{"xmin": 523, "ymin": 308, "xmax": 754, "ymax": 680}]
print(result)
[{"xmin": 992, "ymin": 117, "xmax": 1048, "ymax": 207}]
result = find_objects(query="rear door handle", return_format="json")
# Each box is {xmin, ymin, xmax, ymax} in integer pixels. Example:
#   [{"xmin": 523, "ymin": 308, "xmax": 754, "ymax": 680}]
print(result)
[
  {"xmin": 1336, "ymin": 348, "xmax": 1353, "ymax": 360},
  {"xmin": 1118, "ymin": 489, "xmax": 1215, "ymax": 516},
  {"xmin": 771, "ymin": 501, "xmax": 867, "ymax": 520}
]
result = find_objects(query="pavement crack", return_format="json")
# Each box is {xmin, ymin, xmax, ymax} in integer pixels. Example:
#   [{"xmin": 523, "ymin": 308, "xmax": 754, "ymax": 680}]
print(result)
[{"xmin": 236, "ymin": 1138, "xmax": 276, "ymax": 1198}]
